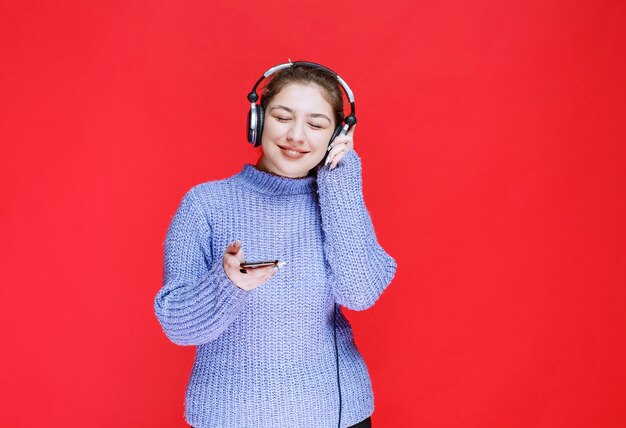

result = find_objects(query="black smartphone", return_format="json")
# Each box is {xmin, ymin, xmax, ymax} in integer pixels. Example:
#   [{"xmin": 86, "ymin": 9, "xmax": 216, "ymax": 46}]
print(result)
[
  {"xmin": 240, "ymin": 260, "xmax": 279, "ymax": 269},
  {"xmin": 239, "ymin": 260, "xmax": 285, "ymax": 273}
]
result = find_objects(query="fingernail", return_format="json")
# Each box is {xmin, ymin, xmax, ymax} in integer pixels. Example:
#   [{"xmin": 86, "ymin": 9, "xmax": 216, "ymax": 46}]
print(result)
[{"xmin": 234, "ymin": 240, "xmax": 241, "ymax": 247}]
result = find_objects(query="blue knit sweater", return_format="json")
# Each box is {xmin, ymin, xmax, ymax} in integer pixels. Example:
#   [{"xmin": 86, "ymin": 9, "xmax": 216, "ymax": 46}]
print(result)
[{"xmin": 154, "ymin": 149, "xmax": 397, "ymax": 428}]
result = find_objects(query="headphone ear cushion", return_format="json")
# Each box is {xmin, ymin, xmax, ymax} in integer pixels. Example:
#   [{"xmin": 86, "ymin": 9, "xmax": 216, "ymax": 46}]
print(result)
[
  {"xmin": 255, "ymin": 105, "xmax": 265, "ymax": 147},
  {"xmin": 246, "ymin": 107, "xmax": 254, "ymax": 144}
]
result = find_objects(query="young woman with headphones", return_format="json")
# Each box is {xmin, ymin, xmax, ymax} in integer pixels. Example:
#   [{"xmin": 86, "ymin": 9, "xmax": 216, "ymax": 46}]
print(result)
[{"xmin": 154, "ymin": 61, "xmax": 397, "ymax": 428}]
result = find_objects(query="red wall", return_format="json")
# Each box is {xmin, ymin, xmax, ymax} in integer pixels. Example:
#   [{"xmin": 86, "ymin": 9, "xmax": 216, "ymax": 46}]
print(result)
[{"xmin": 1, "ymin": 1, "xmax": 625, "ymax": 426}]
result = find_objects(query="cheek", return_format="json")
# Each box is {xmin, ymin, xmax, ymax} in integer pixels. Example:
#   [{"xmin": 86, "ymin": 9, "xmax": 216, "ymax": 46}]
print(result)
[
  {"xmin": 262, "ymin": 121, "xmax": 283, "ymax": 139},
  {"xmin": 260, "ymin": 123, "xmax": 286, "ymax": 149},
  {"xmin": 310, "ymin": 129, "xmax": 333, "ymax": 148},
  {"xmin": 307, "ymin": 136, "xmax": 331, "ymax": 165}
]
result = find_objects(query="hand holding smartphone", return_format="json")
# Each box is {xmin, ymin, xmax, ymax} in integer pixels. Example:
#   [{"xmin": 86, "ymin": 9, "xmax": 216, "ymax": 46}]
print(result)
[{"xmin": 223, "ymin": 240, "xmax": 286, "ymax": 292}]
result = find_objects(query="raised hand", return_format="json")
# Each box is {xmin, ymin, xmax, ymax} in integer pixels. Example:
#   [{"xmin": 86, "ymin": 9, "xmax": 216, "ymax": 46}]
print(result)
[{"xmin": 325, "ymin": 124, "xmax": 355, "ymax": 170}]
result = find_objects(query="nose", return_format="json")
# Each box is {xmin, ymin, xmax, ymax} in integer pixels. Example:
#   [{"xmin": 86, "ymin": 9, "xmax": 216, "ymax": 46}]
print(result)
[{"xmin": 286, "ymin": 121, "xmax": 305, "ymax": 143}]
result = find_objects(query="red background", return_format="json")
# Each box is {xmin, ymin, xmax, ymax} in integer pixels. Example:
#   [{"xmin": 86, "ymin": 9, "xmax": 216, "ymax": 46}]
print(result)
[{"xmin": 1, "ymin": 1, "xmax": 625, "ymax": 427}]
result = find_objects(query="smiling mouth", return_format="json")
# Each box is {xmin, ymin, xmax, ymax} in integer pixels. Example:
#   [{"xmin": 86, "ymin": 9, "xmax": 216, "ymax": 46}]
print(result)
[{"xmin": 279, "ymin": 145, "xmax": 309, "ymax": 157}]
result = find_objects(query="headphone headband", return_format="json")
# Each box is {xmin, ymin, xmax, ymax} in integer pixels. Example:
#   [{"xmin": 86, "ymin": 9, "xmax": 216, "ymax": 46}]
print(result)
[
  {"xmin": 247, "ymin": 61, "xmax": 356, "ymax": 118},
  {"xmin": 248, "ymin": 61, "xmax": 354, "ymax": 103}
]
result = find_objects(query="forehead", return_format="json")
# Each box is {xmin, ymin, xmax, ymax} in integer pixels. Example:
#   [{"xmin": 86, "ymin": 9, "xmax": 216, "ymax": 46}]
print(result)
[{"xmin": 268, "ymin": 83, "xmax": 334, "ymax": 113}]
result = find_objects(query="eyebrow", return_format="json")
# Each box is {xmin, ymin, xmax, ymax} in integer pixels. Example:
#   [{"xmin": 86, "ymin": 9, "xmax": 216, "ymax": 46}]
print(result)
[{"xmin": 270, "ymin": 105, "xmax": 331, "ymax": 123}]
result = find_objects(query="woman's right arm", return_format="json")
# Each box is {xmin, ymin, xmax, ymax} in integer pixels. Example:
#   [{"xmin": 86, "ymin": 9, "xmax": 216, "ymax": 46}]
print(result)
[{"xmin": 153, "ymin": 187, "xmax": 250, "ymax": 346}]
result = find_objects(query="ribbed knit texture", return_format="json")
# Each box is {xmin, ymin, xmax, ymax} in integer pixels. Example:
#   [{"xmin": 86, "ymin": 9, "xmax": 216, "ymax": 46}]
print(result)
[{"xmin": 154, "ymin": 149, "xmax": 397, "ymax": 428}]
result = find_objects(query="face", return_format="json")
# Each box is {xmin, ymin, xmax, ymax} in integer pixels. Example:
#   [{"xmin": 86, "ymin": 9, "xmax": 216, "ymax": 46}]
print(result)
[{"xmin": 256, "ymin": 83, "xmax": 336, "ymax": 178}]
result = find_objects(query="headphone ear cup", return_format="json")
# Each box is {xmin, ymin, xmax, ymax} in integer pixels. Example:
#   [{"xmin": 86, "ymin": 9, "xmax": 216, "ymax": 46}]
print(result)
[{"xmin": 255, "ymin": 105, "xmax": 265, "ymax": 147}]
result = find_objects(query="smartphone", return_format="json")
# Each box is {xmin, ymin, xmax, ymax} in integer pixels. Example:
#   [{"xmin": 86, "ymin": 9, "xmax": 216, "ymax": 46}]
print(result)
[
  {"xmin": 240, "ymin": 260, "xmax": 279, "ymax": 269},
  {"xmin": 239, "ymin": 260, "xmax": 285, "ymax": 274}
]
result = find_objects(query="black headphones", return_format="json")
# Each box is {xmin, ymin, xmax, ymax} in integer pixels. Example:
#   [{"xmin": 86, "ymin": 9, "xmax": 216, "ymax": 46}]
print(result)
[{"xmin": 246, "ymin": 61, "xmax": 357, "ymax": 149}]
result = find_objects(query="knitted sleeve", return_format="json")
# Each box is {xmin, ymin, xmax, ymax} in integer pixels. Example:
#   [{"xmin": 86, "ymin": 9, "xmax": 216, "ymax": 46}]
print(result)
[
  {"xmin": 316, "ymin": 149, "xmax": 397, "ymax": 310},
  {"xmin": 154, "ymin": 187, "xmax": 250, "ymax": 345}
]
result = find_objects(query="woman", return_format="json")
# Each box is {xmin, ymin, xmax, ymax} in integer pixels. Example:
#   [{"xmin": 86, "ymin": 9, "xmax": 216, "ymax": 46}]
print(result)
[{"xmin": 154, "ymin": 62, "xmax": 397, "ymax": 428}]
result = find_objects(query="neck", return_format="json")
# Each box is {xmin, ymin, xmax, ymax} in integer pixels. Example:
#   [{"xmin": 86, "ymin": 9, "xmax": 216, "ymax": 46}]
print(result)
[
  {"xmin": 235, "ymin": 162, "xmax": 317, "ymax": 196},
  {"xmin": 255, "ymin": 156, "xmax": 313, "ymax": 179}
]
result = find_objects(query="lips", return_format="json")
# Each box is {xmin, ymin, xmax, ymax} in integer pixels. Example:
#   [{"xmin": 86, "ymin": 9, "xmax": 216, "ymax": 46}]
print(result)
[{"xmin": 278, "ymin": 145, "xmax": 309, "ymax": 159}]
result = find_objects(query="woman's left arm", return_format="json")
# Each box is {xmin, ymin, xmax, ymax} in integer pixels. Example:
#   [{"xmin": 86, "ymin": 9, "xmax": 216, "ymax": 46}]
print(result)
[{"xmin": 317, "ymin": 144, "xmax": 397, "ymax": 311}]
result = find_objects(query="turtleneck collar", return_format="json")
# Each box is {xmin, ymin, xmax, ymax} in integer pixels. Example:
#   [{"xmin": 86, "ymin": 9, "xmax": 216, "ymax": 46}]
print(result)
[{"xmin": 233, "ymin": 163, "xmax": 317, "ymax": 196}]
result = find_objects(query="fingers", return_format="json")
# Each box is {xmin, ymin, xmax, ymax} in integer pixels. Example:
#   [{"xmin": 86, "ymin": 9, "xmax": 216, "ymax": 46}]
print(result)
[
  {"xmin": 329, "ymin": 151, "xmax": 347, "ymax": 169},
  {"xmin": 225, "ymin": 240, "xmax": 240, "ymax": 255},
  {"xmin": 326, "ymin": 140, "xmax": 352, "ymax": 169},
  {"xmin": 225, "ymin": 240, "xmax": 245, "ymax": 265}
]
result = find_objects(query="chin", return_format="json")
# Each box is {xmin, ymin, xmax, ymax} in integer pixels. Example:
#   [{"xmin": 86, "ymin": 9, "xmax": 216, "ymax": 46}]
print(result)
[
  {"xmin": 271, "ymin": 154, "xmax": 318, "ymax": 176},
  {"xmin": 277, "ymin": 163, "xmax": 313, "ymax": 178},
  {"xmin": 260, "ymin": 143, "xmax": 324, "ymax": 177}
]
